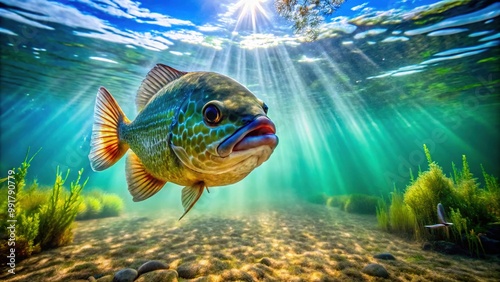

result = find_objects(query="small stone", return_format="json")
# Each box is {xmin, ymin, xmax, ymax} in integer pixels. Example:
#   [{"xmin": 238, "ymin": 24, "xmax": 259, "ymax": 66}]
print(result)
[
  {"xmin": 479, "ymin": 235, "xmax": 500, "ymax": 254},
  {"xmin": 113, "ymin": 268, "xmax": 138, "ymax": 282},
  {"xmin": 362, "ymin": 263, "xmax": 389, "ymax": 278},
  {"xmin": 259, "ymin": 257, "xmax": 274, "ymax": 267},
  {"xmin": 177, "ymin": 262, "xmax": 202, "ymax": 279},
  {"xmin": 88, "ymin": 276, "xmax": 97, "ymax": 282},
  {"xmin": 433, "ymin": 241, "xmax": 461, "ymax": 255},
  {"xmin": 422, "ymin": 242, "xmax": 432, "ymax": 251},
  {"xmin": 373, "ymin": 253, "xmax": 396, "ymax": 260},
  {"xmin": 136, "ymin": 269, "xmax": 178, "ymax": 282},
  {"xmin": 137, "ymin": 260, "xmax": 169, "ymax": 276},
  {"xmin": 96, "ymin": 275, "xmax": 114, "ymax": 282}
]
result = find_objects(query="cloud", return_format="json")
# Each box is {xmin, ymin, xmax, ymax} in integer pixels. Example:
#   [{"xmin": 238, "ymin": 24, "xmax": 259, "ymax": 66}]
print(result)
[
  {"xmin": 76, "ymin": 0, "xmax": 194, "ymax": 27},
  {"xmin": 0, "ymin": 8, "xmax": 54, "ymax": 30},
  {"xmin": 0, "ymin": 0, "xmax": 186, "ymax": 51},
  {"xmin": 198, "ymin": 24, "xmax": 224, "ymax": 32}
]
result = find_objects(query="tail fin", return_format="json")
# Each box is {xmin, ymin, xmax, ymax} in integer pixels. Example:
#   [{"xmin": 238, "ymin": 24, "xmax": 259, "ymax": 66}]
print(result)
[{"xmin": 89, "ymin": 87, "xmax": 130, "ymax": 171}]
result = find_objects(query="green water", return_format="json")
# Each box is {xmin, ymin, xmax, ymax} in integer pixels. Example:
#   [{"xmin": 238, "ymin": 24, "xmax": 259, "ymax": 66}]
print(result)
[{"xmin": 1, "ymin": 2, "xmax": 499, "ymax": 218}]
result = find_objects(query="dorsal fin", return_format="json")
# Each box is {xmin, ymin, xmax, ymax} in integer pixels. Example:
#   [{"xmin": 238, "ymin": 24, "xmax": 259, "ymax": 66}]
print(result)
[{"xmin": 136, "ymin": 64, "xmax": 187, "ymax": 112}]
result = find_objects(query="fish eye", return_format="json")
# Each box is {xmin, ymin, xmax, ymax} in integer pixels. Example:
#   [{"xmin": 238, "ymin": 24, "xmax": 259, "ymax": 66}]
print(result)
[
  {"xmin": 202, "ymin": 103, "xmax": 222, "ymax": 125},
  {"xmin": 262, "ymin": 102, "xmax": 268, "ymax": 114}
]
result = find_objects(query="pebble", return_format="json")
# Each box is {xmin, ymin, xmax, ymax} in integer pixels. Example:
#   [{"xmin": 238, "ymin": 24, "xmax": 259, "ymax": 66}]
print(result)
[
  {"xmin": 95, "ymin": 275, "xmax": 113, "ymax": 282},
  {"xmin": 137, "ymin": 260, "xmax": 169, "ymax": 276},
  {"xmin": 259, "ymin": 257, "xmax": 274, "ymax": 267},
  {"xmin": 177, "ymin": 262, "xmax": 202, "ymax": 279},
  {"xmin": 373, "ymin": 253, "xmax": 396, "ymax": 260},
  {"xmin": 113, "ymin": 268, "xmax": 138, "ymax": 282},
  {"xmin": 135, "ymin": 269, "xmax": 178, "ymax": 282},
  {"xmin": 362, "ymin": 263, "xmax": 389, "ymax": 278}
]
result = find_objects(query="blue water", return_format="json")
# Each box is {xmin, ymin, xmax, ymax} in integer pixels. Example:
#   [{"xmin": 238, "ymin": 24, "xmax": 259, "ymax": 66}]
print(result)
[{"xmin": 1, "ymin": 0, "xmax": 499, "ymax": 214}]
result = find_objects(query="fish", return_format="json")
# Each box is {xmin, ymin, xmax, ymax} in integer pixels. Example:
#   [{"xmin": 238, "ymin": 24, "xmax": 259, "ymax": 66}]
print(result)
[
  {"xmin": 88, "ymin": 64, "xmax": 278, "ymax": 219},
  {"xmin": 424, "ymin": 203, "xmax": 453, "ymax": 228}
]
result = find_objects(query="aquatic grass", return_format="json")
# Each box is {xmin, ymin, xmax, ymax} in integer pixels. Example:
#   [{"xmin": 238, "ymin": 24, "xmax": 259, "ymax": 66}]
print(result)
[
  {"xmin": 376, "ymin": 198, "xmax": 389, "ymax": 231},
  {"xmin": 379, "ymin": 188, "xmax": 418, "ymax": 239},
  {"xmin": 326, "ymin": 195, "xmax": 348, "ymax": 208},
  {"xmin": 481, "ymin": 164, "xmax": 500, "ymax": 218},
  {"xmin": 0, "ymin": 148, "xmax": 88, "ymax": 264},
  {"xmin": 101, "ymin": 194, "xmax": 124, "ymax": 217},
  {"xmin": 81, "ymin": 196, "xmax": 103, "ymax": 219},
  {"xmin": 379, "ymin": 144, "xmax": 500, "ymax": 255},
  {"xmin": 307, "ymin": 193, "xmax": 329, "ymax": 205},
  {"xmin": 343, "ymin": 194, "xmax": 380, "ymax": 215},
  {"xmin": 37, "ymin": 167, "xmax": 87, "ymax": 249},
  {"xmin": 76, "ymin": 190, "xmax": 124, "ymax": 220},
  {"xmin": 404, "ymin": 146, "xmax": 456, "ymax": 236}
]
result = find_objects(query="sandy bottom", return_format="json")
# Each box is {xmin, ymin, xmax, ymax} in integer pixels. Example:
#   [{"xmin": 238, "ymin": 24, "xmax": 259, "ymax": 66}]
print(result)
[{"xmin": 2, "ymin": 201, "xmax": 500, "ymax": 281}]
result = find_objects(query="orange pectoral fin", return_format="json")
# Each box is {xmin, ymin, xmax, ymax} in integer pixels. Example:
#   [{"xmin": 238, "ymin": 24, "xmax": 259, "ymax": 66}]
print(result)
[{"xmin": 126, "ymin": 151, "xmax": 166, "ymax": 202}]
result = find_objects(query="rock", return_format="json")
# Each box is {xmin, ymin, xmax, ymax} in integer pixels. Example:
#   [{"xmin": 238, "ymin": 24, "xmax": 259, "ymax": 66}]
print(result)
[
  {"xmin": 373, "ymin": 253, "xmax": 396, "ymax": 260},
  {"xmin": 259, "ymin": 257, "xmax": 274, "ymax": 267},
  {"xmin": 485, "ymin": 223, "xmax": 500, "ymax": 241},
  {"xmin": 136, "ymin": 269, "xmax": 178, "ymax": 282},
  {"xmin": 177, "ymin": 262, "xmax": 202, "ymax": 279},
  {"xmin": 479, "ymin": 235, "xmax": 500, "ymax": 254},
  {"xmin": 96, "ymin": 275, "xmax": 114, "ymax": 282},
  {"xmin": 362, "ymin": 263, "xmax": 389, "ymax": 278},
  {"xmin": 113, "ymin": 268, "xmax": 138, "ymax": 282},
  {"xmin": 221, "ymin": 269, "xmax": 255, "ymax": 282},
  {"xmin": 433, "ymin": 241, "xmax": 462, "ymax": 255},
  {"xmin": 88, "ymin": 277, "xmax": 97, "ymax": 282},
  {"xmin": 422, "ymin": 242, "xmax": 432, "ymax": 251},
  {"xmin": 137, "ymin": 260, "xmax": 169, "ymax": 276}
]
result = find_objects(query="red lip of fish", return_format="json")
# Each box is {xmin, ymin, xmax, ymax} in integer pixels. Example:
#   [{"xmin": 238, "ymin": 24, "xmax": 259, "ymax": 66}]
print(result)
[{"xmin": 217, "ymin": 116, "xmax": 278, "ymax": 157}]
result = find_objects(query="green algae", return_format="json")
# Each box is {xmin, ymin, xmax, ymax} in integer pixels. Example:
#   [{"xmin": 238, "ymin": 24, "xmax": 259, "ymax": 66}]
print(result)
[{"xmin": 377, "ymin": 144, "xmax": 500, "ymax": 255}]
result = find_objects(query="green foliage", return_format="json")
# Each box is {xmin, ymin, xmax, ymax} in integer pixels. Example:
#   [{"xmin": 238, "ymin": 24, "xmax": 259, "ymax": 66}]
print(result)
[
  {"xmin": 404, "ymin": 161, "xmax": 455, "ymax": 231},
  {"xmin": 17, "ymin": 213, "xmax": 40, "ymax": 256},
  {"xmin": 449, "ymin": 208, "xmax": 467, "ymax": 243},
  {"xmin": 275, "ymin": 0, "xmax": 346, "ymax": 40},
  {"xmin": 376, "ymin": 189, "xmax": 418, "ymax": 238},
  {"xmin": 307, "ymin": 193, "xmax": 329, "ymax": 205},
  {"xmin": 0, "ymin": 149, "xmax": 88, "ymax": 264},
  {"xmin": 37, "ymin": 167, "xmax": 87, "ymax": 249},
  {"xmin": 77, "ymin": 190, "xmax": 124, "ymax": 220},
  {"xmin": 376, "ymin": 198, "xmax": 389, "ymax": 231},
  {"xmin": 327, "ymin": 195, "xmax": 348, "ymax": 209},
  {"xmin": 343, "ymin": 194, "xmax": 380, "ymax": 215},
  {"xmin": 101, "ymin": 194, "xmax": 124, "ymax": 217},
  {"xmin": 389, "ymin": 189, "xmax": 418, "ymax": 239},
  {"xmin": 378, "ymin": 144, "xmax": 500, "ymax": 256},
  {"xmin": 423, "ymin": 144, "xmax": 432, "ymax": 165},
  {"xmin": 481, "ymin": 164, "xmax": 500, "ymax": 218}
]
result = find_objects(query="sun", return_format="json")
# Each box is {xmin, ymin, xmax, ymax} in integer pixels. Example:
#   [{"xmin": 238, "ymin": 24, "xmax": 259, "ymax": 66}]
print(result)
[{"xmin": 235, "ymin": 0, "xmax": 269, "ymax": 31}]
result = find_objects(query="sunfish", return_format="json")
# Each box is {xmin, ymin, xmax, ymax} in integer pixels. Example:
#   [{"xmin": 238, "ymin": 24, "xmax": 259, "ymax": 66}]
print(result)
[{"xmin": 88, "ymin": 64, "xmax": 278, "ymax": 219}]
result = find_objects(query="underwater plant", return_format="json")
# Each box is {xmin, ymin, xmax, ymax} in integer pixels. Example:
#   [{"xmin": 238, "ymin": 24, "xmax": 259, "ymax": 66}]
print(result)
[
  {"xmin": 275, "ymin": 0, "xmax": 346, "ymax": 39},
  {"xmin": 76, "ymin": 190, "xmax": 124, "ymax": 220},
  {"xmin": 376, "ymin": 188, "xmax": 418, "ymax": 239},
  {"xmin": 37, "ymin": 167, "xmax": 87, "ymax": 249},
  {"xmin": 403, "ymin": 145, "xmax": 456, "ymax": 238},
  {"xmin": 0, "ymin": 149, "xmax": 87, "ymax": 263},
  {"xmin": 377, "ymin": 144, "xmax": 500, "ymax": 255},
  {"xmin": 343, "ymin": 194, "xmax": 380, "ymax": 215}
]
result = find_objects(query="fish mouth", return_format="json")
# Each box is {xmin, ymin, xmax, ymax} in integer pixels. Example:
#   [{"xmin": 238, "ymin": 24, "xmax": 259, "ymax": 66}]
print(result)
[{"xmin": 217, "ymin": 116, "xmax": 278, "ymax": 157}]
